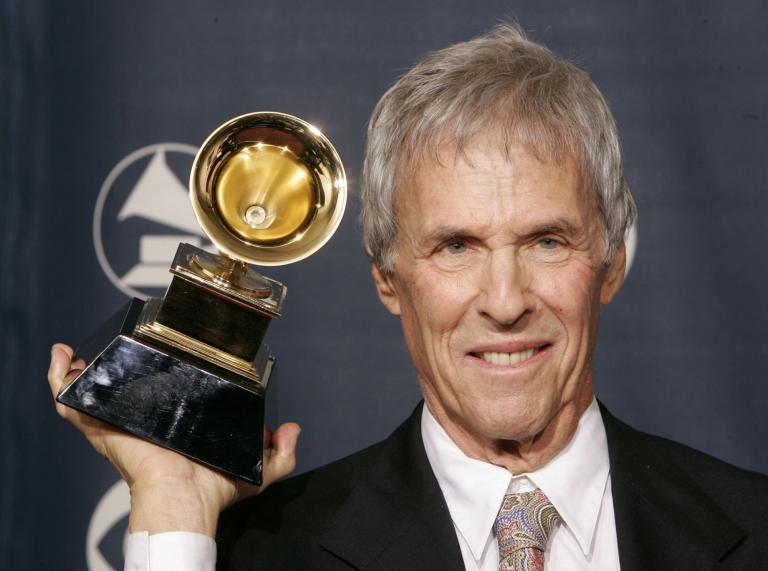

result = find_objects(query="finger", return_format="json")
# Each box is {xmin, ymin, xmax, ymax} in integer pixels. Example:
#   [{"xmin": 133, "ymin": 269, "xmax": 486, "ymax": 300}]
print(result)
[
  {"xmin": 70, "ymin": 357, "xmax": 86, "ymax": 372},
  {"xmin": 262, "ymin": 423, "xmax": 301, "ymax": 484},
  {"xmin": 54, "ymin": 343, "xmax": 74, "ymax": 359},
  {"xmin": 48, "ymin": 344, "xmax": 85, "ymax": 421},
  {"xmin": 262, "ymin": 426, "xmax": 273, "ymax": 450},
  {"xmin": 63, "ymin": 368, "xmax": 84, "ymax": 386},
  {"xmin": 48, "ymin": 344, "xmax": 73, "ymax": 395},
  {"xmin": 271, "ymin": 422, "xmax": 301, "ymax": 457}
]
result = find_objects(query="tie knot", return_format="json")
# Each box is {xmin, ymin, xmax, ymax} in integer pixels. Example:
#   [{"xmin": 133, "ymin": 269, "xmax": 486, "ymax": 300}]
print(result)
[{"xmin": 494, "ymin": 488, "xmax": 561, "ymax": 559}]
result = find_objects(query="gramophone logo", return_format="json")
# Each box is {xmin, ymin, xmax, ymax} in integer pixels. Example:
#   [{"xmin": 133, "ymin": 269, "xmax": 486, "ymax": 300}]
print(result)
[
  {"xmin": 86, "ymin": 479, "xmax": 130, "ymax": 571},
  {"xmin": 93, "ymin": 143, "xmax": 212, "ymax": 298}
]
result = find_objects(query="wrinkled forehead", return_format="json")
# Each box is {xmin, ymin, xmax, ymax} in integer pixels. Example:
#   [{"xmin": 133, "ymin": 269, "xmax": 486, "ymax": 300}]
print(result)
[{"xmin": 394, "ymin": 126, "xmax": 594, "ymax": 212}]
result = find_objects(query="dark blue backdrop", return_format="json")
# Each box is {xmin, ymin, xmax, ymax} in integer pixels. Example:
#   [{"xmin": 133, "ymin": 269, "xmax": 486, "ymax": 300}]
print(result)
[{"xmin": 2, "ymin": 1, "xmax": 767, "ymax": 569}]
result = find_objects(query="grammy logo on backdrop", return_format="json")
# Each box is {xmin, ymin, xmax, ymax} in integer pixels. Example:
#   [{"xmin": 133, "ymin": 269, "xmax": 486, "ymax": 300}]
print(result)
[
  {"xmin": 60, "ymin": 112, "xmax": 347, "ymax": 484},
  {"xmin": 93, "ymin": 143, "xmax": 208, "ymax": 299}
]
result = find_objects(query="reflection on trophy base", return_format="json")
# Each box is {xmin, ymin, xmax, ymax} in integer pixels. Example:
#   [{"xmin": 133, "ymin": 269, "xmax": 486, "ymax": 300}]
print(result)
[{"xmin": 57, "ymin": 299, "xmax": 273, "ymax": 485}]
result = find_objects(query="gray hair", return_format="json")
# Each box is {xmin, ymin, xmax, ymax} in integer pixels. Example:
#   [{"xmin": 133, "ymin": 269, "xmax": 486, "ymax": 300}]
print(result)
[{"xmin": 361, "ymin": 22, "xmax": 636, "ymax": 272}]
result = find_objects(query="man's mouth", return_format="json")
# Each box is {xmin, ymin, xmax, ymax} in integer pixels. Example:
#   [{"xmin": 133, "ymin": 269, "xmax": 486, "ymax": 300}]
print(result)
[{"xmin": 469, "ymin": 344, "xmax": 550, "ymax": 366}]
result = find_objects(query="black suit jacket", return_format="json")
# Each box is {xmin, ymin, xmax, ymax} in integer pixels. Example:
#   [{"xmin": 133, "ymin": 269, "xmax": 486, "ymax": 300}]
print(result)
[{"xmin": 217, "ymin": 404, "xmax": 768, "ymax": 570}]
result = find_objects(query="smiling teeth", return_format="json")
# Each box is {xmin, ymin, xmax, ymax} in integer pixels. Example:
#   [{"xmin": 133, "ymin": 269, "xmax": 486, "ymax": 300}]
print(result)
[{"xmin": 480, "ymin": 349, "xmax": 536, "ymax": 366}]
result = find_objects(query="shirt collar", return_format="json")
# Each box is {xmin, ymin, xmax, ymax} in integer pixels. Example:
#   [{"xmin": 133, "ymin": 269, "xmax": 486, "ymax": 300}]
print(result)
[{"xmin": 421, "ymin": 399, "xmax": 610, "ymax": 560}]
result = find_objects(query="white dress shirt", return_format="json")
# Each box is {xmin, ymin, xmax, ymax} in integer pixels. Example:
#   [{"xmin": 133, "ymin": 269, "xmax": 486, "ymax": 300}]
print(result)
[
  {"xmin": 421, "ymin": 399, "xmax": 620, "ymax": 570},
  {"xmin": 124, "ymin": 399, "xmax": 620, "ymax": 570},
  {"xmin": 124, "ymin": 531, "xmax": 215, "ymax": 571}
]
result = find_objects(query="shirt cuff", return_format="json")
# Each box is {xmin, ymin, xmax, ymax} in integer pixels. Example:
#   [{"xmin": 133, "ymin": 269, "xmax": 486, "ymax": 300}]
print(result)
[{"xmin": 125, "ymin": 531, "xmax": 216, "ymax": 571}]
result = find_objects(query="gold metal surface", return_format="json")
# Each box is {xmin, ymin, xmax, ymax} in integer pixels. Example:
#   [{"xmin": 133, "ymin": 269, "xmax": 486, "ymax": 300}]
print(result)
[
  {"xmin": 189, "ymin": 254, "xmax": 272, "ymax": 298},
  {"xmin": 170, "ymin": 244, "xmax": 286, "ymax": 317},
  {"xmin": 214, "ymin": 143, "xmax": 315, "ymax": 244},
  {"xmin": 190, "ymin": 112, "xmax": 347, "ymax": 266},
  {"xmin": 134, "ymin": 299, "xmax": 263, "ymax": 383}
]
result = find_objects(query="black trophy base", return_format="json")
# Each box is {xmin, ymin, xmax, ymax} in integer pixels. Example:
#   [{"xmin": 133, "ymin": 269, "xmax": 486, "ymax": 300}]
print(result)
[{"xmin": 57, "ymin": 299, "xmax": 273, "ymax": 485}]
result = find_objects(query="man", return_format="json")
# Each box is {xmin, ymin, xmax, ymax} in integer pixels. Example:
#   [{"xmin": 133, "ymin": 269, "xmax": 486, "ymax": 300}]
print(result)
[{"xmin": 48, "ymin": 24, "xmax": 768, "ymax": 570}]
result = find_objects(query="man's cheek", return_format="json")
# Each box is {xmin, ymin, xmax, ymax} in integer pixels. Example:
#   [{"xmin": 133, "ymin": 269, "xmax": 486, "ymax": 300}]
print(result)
[{"xmin": 539, "ymin": 277, "xmax": 592, "ymax": 312}]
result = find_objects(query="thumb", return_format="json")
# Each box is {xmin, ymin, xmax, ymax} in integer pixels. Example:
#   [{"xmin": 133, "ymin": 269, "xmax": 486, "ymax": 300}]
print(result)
[
  {"xmin": 263, "ymin": 422, "xmax": 301, "ymax": 485},
  {"xmin": 49, "ymin": 343, "xmax": 74, "ymax": 384}
]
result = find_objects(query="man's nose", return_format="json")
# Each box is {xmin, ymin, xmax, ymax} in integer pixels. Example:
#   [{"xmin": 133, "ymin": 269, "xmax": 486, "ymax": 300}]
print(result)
[{"xmin": 476, "ymin": 249, "xmax": 532, "ymax": 327}]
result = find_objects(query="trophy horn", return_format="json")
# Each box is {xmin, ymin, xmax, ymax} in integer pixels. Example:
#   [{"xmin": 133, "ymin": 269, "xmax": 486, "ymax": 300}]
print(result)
[{"xmin": 190, "ymin": 111, "xmax": 347, "ymax": 266}]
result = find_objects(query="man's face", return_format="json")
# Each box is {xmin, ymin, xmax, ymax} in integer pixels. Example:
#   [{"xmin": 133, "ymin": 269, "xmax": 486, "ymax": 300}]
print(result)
[{"xmin": 373, "ymin": 140, "xmax": 625, "ymax": 450}]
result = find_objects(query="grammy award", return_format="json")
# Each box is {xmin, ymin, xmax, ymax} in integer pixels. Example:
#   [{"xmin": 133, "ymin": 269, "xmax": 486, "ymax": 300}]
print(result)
[{"xmin": 57, "ymin": 112, "xmax": 346, "ymax": 484}]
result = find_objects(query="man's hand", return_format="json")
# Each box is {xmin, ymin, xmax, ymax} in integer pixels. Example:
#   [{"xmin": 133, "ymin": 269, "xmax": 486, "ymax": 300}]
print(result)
[{"xmin": 47, "ymin": 342, "xmax": 300, "ymax": 537}]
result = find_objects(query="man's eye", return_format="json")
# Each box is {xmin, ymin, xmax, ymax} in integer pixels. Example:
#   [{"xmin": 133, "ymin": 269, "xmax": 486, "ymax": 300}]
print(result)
[
  {"xmin": 444, "ymin": 241, "xmax": 467, "ymax": 254},
  {"xmin": 538, "ymin": 237, "xmax": 560, "ymax": 250}
]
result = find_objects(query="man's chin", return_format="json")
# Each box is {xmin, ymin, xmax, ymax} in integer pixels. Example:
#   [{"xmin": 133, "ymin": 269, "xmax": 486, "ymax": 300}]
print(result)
[{"xmin": 474, "ymin": 402, "xmax": 556, "ymax": 443}]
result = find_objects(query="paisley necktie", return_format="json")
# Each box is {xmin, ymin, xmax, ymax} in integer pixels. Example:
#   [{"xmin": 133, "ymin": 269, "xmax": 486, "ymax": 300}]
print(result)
[{"xmin": 493, "ymin": 488, "xmax": 561, "ymax": 571}]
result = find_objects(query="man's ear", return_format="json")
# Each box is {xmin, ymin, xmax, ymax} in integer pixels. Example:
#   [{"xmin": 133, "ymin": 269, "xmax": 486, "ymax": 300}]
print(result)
[
  {"xmin": 371, "ymin": 263, "xmax": 401, "ymax": 315},
  {"xmin": 600, "ymin": 242, "xmax": 626, "ymax": 305}
]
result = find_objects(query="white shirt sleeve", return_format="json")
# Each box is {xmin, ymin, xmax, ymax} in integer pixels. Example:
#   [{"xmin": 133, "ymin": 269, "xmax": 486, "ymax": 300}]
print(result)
[{"xmin": 124, "ymin": 531, "xmax": 216, "ymax": 571}]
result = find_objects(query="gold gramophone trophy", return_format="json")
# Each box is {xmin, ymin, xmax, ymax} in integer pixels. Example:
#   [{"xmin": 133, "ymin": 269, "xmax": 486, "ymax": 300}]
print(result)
[{"xmin": 57, "ymin": 112, "xmax": 346, "ymax": 484}]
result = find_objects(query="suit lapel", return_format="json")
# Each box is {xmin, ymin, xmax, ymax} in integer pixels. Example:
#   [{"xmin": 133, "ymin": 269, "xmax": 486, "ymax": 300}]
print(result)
[
  {"xmin": 318, "ymin": 404, "xmax": 464, "ymax": 570},
  {"xmin": 601, "ymin": 405, "xmax": 746, "ymax": 570},
  {"xmin": 316, "ymin": 402, "xmax": 748, "ymax": 569}
]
